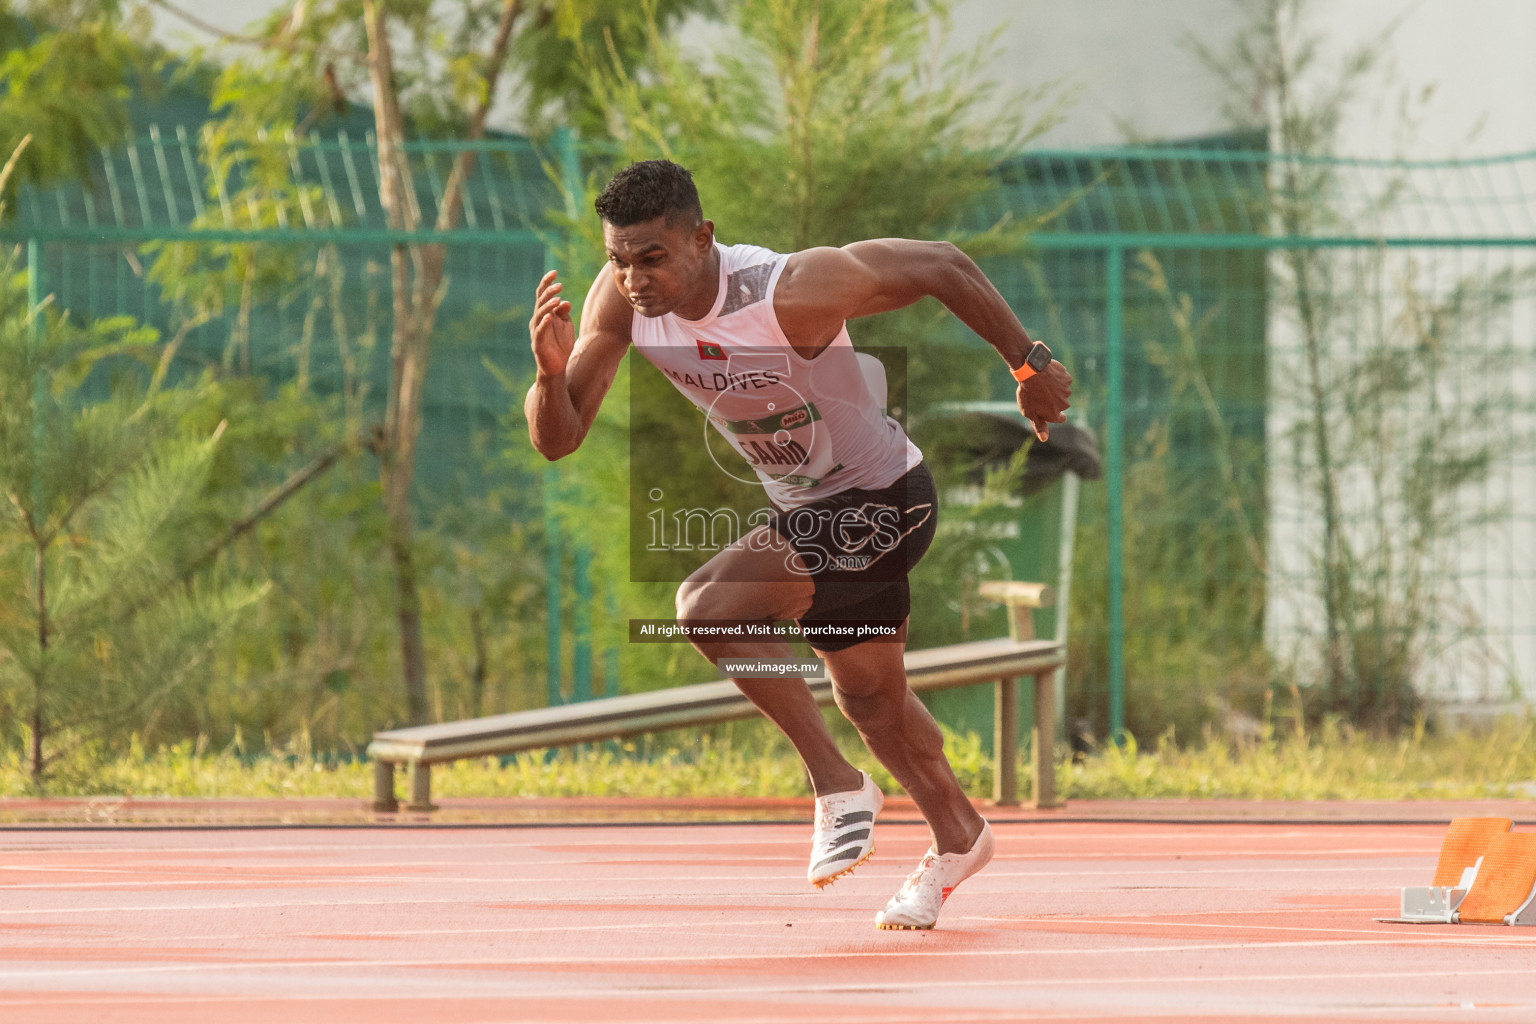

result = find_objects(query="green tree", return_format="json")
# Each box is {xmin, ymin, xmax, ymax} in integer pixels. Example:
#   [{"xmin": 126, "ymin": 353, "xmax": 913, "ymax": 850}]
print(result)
[
  {"xmin": 158, "ymin": 0, "xmax": 714, "ymax": 726},
  {"xmin": 519, "ymin": 0, "xmax": 1060, "ymax": 692},
  {"xmin": 0, "ymin": 238, "xmax": 267, "ymax": 784},
  {"xmin": 588, "ymin": 0, "xmax": 1049, "ymax": 254},
  {"xmin": 0, "ymin": 1, "xmax": 159, "ymax": 191}
]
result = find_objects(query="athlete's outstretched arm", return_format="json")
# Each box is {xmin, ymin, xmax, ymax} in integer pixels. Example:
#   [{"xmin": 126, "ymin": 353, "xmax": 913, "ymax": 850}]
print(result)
[
  {"xmin": 525, "ymin": 269, "xmax": 631, "ymax": 460},
  {"xmin": 774, "ymin": 240, "xmax": 1072, "ymax": 439}
]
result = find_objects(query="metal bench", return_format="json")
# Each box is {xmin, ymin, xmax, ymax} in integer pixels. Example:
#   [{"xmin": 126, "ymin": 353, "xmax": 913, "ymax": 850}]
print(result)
[{"xmin": 368, "ymin": 583, "xmax": 1064, "ymax": 813}]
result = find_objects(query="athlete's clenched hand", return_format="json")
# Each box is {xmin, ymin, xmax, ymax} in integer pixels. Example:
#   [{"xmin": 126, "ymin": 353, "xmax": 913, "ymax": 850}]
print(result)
[
  {"xmin": 1017, "ymin": 360, "xmax": 1072, "ymax": 442},
  {"xmin": 530, "ymin": 270, "xmax": 575, "ymax": 378}
]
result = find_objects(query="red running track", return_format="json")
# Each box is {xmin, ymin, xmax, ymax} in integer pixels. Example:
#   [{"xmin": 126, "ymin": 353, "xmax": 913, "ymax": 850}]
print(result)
[{"xmin": 0, "ymin": 817, "xmax": 1533, "ymax": 1023}]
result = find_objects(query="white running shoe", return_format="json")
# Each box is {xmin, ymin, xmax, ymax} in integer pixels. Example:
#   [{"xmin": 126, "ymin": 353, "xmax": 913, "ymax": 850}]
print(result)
[
  {"xmin": 874, "ymin": 820, "xmax": 995, "ymax": 930},
  {"xmin": 808, "ymin": 771, "xmax": 884, "ymax": 888}
]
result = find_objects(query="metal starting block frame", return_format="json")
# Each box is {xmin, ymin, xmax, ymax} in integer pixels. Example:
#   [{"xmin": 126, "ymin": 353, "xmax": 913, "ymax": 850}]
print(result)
[
  {"xmin": 1507, "ymin": 880, "xmax": 1536, "ymax": 925},
  {"xmin": 1389, "ymin": 864, "xmax": 1478, "ymax": 924},
  {"xmin": 1379, "ymin": 817, "xmax": 1536, "ymax": 926}
]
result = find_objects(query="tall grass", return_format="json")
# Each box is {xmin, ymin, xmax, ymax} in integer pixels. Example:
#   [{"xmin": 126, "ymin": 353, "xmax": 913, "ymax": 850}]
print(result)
[
  {"xmin": 3, "ymin": 716, "xmax": 1532, "ymax": 802},
  {"xmin": 1062, "ymin": 717, "xmax": 1536, "ymax": 800}
]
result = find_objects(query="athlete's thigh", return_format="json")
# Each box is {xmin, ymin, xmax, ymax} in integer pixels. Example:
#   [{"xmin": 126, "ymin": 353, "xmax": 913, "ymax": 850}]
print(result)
[
  {"xmin": 678, "ymin": 524, "xmax": 816, "ymax": 621},
  {"xmin": 822, "ymin": 619, "xmax": 910, "ymax": 700}
]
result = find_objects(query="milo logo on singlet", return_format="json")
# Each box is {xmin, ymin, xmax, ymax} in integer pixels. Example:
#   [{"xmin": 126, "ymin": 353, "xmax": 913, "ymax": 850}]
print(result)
[
  {"xmin": 778, "ymin": 409, "xmax": 810, "ymax": 429},
  {"xmin": 711, "ymin": 404, "xmax": 822, "ymax": 435}
]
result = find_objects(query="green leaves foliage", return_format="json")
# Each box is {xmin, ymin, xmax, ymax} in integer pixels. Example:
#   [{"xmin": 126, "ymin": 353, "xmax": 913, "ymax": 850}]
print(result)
[
  {"xmin": 526, "ymin": 0, "xmax": 1063, "ymax": 687},
  {"xmin": 0, "ymin": 247, "xmax": 267, "ymax": 783},
  {"xmin": 589, "ymin": 0, "xmax": 1053, "ymax": 253},
  {"xmin": 192, "ymin": 0, "xmax": 715, "ymax": 140},
  {"xmin": 0, "ymin": 1, "xmax": 158, "ymax": 193},
  {"xmin": 510, "ymin": 0, "xmax": 714, "ymax": 135}
]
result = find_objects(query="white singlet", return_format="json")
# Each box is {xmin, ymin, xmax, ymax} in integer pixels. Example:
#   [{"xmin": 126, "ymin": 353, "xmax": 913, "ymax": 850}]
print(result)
[{"xmin": 629, "ymin": 242, "xmax": 922, "ymax": 508}]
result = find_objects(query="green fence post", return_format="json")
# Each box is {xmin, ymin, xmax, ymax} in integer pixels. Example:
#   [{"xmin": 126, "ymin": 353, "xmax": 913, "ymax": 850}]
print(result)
[
  {"xmin": 27, "ymin": 238, "xmax": 45, "ymax": 515},
  {"xmin": 1105, "ymin": 245, "xmax": 1126, "ymax": 739},
  {"xmin": 572, "ymin": 544, "xmax": 593, "ymax": 702},
  {"xmin": 545, "ymin": 464, "xmax": 563, "ymax": 707},
  {"xmin": 551, "ymin": 128, "xmax": 594, "ymax": 703},
  {"xmin": 26, "ymin": 238, "xmax": 41, "ymax": 338},
  {"xmin": 554, "ymin": 127, "xmax": 581, "ymax": 221},
  {"xmin": 604, "ymin": 589, "xmax": 621, "ymax": 698}
]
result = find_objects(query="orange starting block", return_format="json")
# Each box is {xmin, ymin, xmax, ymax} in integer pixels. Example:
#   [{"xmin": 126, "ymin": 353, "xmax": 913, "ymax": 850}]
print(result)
[{"xmin": 1380, "ymin": 817, "xmax": 1536, "ymax": 925}]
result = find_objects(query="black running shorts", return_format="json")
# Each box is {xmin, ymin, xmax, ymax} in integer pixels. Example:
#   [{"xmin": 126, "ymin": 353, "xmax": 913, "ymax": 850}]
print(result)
[{"xmin": 766, "ymin": 462, "xmax": 938, "ymax": 653}]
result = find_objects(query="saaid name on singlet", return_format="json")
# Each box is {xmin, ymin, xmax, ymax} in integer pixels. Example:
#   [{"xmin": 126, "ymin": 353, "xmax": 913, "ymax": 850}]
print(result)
[{"xmin": 739, "ymin": 436, "xmax": 810, "ymax": 467}]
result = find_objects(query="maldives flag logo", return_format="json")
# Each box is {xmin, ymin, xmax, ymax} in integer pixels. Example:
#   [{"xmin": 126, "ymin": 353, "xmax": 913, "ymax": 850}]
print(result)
[{"xmin": 697, "ymin": 339, "xmax": 727, "ymax": 360}]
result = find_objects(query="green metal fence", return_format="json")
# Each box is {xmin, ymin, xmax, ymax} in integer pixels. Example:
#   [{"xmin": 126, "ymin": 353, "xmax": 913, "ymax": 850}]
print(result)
[
  {"xmin": 11, "ymin": 127, "xmax": 1536, "ymax": 737},
  {"xmin": 9, "ymin": 127, "xmax": 560, "ymax": 497},
  {"xmin": 984, "ymin": 145, "xmax": 1536, "ymax": 736}
]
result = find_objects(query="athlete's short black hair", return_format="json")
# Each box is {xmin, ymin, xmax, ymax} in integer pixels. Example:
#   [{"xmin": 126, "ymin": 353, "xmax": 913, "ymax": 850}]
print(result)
[{"xmin": 594, "ymin": 160, "xmax": 703, "ymax": 228}]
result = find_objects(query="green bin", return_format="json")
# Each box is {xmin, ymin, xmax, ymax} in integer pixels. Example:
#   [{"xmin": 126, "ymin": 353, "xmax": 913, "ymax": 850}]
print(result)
[{"xmin": 917, "ymin": 405, "xmax": 1097, "ymax": 755}]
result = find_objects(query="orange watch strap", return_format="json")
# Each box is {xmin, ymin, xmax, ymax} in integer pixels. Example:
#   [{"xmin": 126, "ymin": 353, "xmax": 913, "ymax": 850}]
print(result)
[{"xmin": 1010, "ymin": 340, "xmax": 1051, "ymax": 382}]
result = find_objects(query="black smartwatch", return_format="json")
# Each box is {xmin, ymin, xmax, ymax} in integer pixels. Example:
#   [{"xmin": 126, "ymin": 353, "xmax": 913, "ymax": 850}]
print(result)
[{"xmin": 1009, "ymin": 340, "xmax": 1052, "ymax": 383}]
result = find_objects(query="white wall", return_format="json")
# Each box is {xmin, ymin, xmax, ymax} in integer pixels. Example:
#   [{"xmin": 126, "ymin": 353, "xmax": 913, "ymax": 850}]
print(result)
[
  {"xmin": 160, "ymin": 1, "xmax": 1536, "ymax": 154},
  {"xmin": 1259, "ymin": 0, "xmax": 1536, "ymax": 704},
  {"xmin": 149, "ymin": 0, "xmax": 281, "ymax": 48},
  {"xmin": 952, "ymin": 0, "xmax": 1535, "ymax": 154},
  {"xmin": 1311, "ymin": 0, "xmax": 1536, "ymax": 158},
  {"xmin": 949, "ymin": 0, "xmax": 1243, "ymax": 147},
  {"xmin": 954, "ymin": 0, "xmax": 1536, "ymax": 702}
]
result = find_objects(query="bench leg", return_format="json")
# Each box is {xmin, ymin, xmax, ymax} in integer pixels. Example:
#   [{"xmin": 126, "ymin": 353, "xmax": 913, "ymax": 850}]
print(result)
[
  {"xmin": 993, "ymin": 676, "xmax": 1019, "ymax": 806},
  {"xmin": 1032, "ymin": 672, "xmax": 1063, "ymax": 809},
  {"xmin": 372, "ymin": 759, "xmax": 399, "ymax": 813},
  {"xmin": 406, "ymin": 762, "xmax": 437, "ymax": 812}
]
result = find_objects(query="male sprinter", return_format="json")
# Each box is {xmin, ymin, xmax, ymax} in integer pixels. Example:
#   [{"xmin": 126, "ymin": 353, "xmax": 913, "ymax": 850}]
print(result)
[{"xmin": 526, "ymin": 160, "xmax": 1071, "ymax": 929}]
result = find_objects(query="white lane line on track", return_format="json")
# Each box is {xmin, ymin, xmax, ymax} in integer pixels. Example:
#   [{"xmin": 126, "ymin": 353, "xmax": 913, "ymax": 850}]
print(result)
[
  {"xmin": 0, "ymin": 935, "xmax": 1531, "ymax": 981},
  {"xmin": 0, "ymin": 856, "xmax": 1437, "ymax": 881},
  {"xmin": 100, "ymin": 922, "xmax": 893, "ymax": 941},
  {"xmin": 0, "ymin": 896, "xmax": 831, "ymax": 915},
  {"xmin": 0, "ymin": 886, "xmax": 1414, "ymax": 909},
  {"xmin": 7, "ymin": 989, "xmax": 1471, "ymax": 1024},
  {"xmin": 0, "ymin": 994, "xmax": 1517, "ymax": 1024},
  {"xmin": 0, "ymin": 847, "xmax": 1437, "ymax": 865},
  {"xmin": 0, "ymin": 863, "xmax": 1427, "ymax": 893},
  {"xmin": 0, "ymin": 997, "xmax": 1199, "ymax": 1024},
  {"xmin": 0, "ymin": 879, "xmax": 1417, "ymax": 914},
  {"xmin": 0, "ymin": 907, "xmax": 1402, "ymax": 945},
  {"xmin": 474, "ymin": 965, "xmax": 1536, "ymax": 998},
  {"xmin": 0, "ymin": 1007, "xmax": 1153, "ymax": 1024},
  {"xmin": 0, "ymin": 837, "xmax": 1442, "ymax": 854},
  {"xmin": 0, "ymin": 829, "xmax": 1447, "ymax": 852},
  {"xmin": 110, "ymin": 906, "xmax": 1370, "ymax": 941},
  {"xmin": 86, "ymin": 910, "xmax": 1472, "ymax": 942},
  {"xmin": 976, "ymin": 915, "xmax": 1465, "ymax": 939}
]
